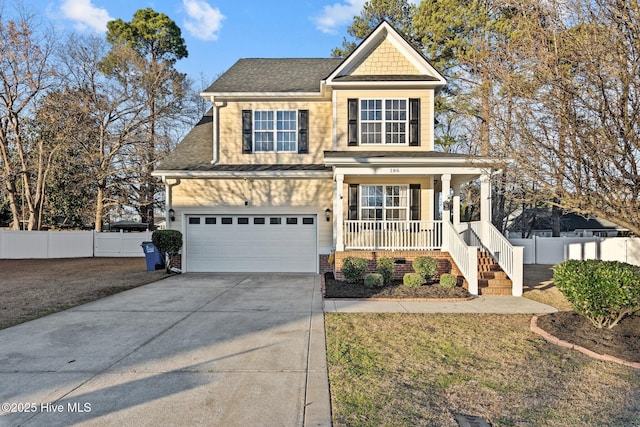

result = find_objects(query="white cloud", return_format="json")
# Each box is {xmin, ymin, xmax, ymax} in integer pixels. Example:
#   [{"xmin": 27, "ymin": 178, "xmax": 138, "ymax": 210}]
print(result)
[
  {"xmin": 182, "ymin": 0, "xmax": 225, "ymax": 41},
  {"xmin": 58, "ymin": 0, "xmax": 112, "ymax": 33},
  {"xmin": 312, "ymin": 0, "xmax": 419, "ymax": 34},
  {"xmin": 312, "ymin": 0, "xmax": 366, "ymax": 34}
]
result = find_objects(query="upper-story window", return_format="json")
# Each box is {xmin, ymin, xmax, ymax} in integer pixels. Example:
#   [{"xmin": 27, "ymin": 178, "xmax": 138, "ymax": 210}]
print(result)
[
  {"xmin": 243, "ymin": 109, "xmax": 308, "ymax": 154},
  {"xmin": 348, "ymin": 98, "xmax": 419, "ymax": 147},
  {"xmin": 360, "ymin": 99, "xmax": 407, "ymax": 144},
  {"xmin": 254, "ymin": 110, "xmax": 297, "ymax": 152}
]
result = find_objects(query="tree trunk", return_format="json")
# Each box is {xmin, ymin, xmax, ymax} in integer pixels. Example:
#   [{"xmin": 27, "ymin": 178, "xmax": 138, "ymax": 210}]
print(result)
[
  {"xmin": 95, "ymin": 185, "xmax": 104, "ymax": 232},
  {"xmin": 551, "ymin": 203, "xmax": 561, "ymax": 237},
  {"xmin": 0, "ymin": 139, "xmax": 21, "ymax": 230},
  {"xmin": 144, "ymin": 98, "xmax": 156, "ymax": 231}
]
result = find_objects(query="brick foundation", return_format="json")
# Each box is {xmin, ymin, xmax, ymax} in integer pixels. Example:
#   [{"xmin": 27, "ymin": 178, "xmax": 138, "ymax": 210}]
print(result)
[
  {"xmin": 319, "ymin": 254, "xmax": 332, "ymax": 274},
  {"xmin": 333, "ymin": 250, "xmax": 462, "ymax": 282},
  {"xmin": 170, "ymin": 254, "xmax": 182, "ymax": 270}
]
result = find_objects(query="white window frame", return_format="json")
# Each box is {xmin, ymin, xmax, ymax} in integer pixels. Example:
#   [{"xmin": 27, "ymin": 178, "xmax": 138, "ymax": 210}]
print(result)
[
  {"xmin": 253, "ymin": 110, "xmax": 298, "ymax": 152},
  {"xmin": 359, "ymin": 185, "xmax": 409, "ymax": 221},
  {"xmin": 359, "ymin": 99, "xmax": 409, "ymax": 145}
]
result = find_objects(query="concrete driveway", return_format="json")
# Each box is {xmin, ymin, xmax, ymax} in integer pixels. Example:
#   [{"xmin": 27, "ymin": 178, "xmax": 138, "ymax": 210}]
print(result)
[{"xmin": 0, "ymin": 274, "xmax": 330, "ymax": 427}]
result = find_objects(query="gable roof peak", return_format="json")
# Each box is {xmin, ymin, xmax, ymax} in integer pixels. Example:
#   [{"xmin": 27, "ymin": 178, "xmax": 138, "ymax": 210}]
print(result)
[{"xmin": 325, "ymin": 20, "xmax": 446, "ymax": 87}]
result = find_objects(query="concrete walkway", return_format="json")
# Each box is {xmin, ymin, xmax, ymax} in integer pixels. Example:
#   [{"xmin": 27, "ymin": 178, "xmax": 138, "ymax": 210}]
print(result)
[
  {"xmin": 324, "ymin": 295, "xmax": 557, "ymax": 314},
  {"xmin": 0, "ymin": 274, "xmax": 330, "ymax": 427}
]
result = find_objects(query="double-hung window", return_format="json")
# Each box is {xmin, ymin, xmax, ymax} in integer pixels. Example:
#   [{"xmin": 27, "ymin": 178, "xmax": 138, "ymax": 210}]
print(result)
[
  {"xmin": 254, "ymin": 110, "xmax": 297, "ymax": 152},
  {"xmin": 360, "ymin": 185, "xmax": 408, "ymax": 220},
  {"xmin": 360, "ymin": 99, "xmax": 407, "ymax": 145}
]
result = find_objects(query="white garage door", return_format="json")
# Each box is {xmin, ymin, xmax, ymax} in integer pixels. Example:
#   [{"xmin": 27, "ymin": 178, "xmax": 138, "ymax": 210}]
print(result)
[{"xmin": 186, "ymin": 214, "xmax": 317, "ymax": 272}]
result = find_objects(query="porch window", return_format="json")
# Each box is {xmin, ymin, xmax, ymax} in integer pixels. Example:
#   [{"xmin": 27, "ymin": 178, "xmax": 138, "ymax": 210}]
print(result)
[
  {"xmin": 360, "ymin": 185, "xmax": 408, "ymax": 220},
  {"xmin": 254, "ymin": 110, "xmax": 297, "ymax": 152},
  {"xmin": 360, "ymin": 99, "xmax": 407, "ymax": 145}
]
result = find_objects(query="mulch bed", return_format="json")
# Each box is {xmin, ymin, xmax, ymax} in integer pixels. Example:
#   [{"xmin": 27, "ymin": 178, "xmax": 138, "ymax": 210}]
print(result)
[
  {"xmin": 536, "ymin": 311, "xmax": 640, "ymax": 364},
  {"xmin": 323, "ymin": 272, "xmax": 472, "ymax": 300}
]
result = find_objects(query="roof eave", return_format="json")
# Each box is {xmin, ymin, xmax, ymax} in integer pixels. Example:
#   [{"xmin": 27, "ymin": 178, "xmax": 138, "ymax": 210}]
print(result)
[
  {"xmin": 323, "ymin": 155, "xmax": 504, "ymax": 167},
  {"xmin": 152, "ymin": 169, "xmax": 333, "ymax": 179},
  {"xmin": 325, "ymin": 80, "xmax": 445, "ymax": 89},
  {"xmin": 199, "ymin": 91, "xmax": 327, "ymax": 101}
]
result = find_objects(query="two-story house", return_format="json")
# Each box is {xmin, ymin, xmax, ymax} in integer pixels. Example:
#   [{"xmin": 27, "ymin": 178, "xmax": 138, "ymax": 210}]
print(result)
[{"xmin": 153, "ymin": 21, "xmax": 523, "ymax": 296}]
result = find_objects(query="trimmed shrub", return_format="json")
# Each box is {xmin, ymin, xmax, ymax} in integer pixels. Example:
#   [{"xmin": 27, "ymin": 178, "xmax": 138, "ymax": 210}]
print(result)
[
  {"xmin": 364, "ymin": 273, "xmax": 384, "ymax": 288},
  {"xmin": 342, "ymin": 257, "xmax": 369, "ymax": 283},
  {"xmin": 439, "ymin": 273, "xmax": 458, "ymax": 289},
  {"xmin": 553, "ymin": 259, "xmax": 640, "ymax": 329},
  {"xmin": 376, "ymin": 257, "xmax": 395, "ymax": 285},
  {"xmin": 413, "ymin": 256, "xmax": 438, "ymax": 280},
  {"xmin": 152, "ymin": 230, "xmax": 183, "ymax": 271},
  {"xmin": 403, "ymin": 272, "xmax": 425, "ymax": 288}
]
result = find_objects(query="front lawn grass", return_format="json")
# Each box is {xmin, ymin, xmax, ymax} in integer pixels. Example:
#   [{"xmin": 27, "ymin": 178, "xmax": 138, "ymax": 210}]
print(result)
[{"xmin": 325, "ymin": 313, "xmax": 640, "ymax": 426}]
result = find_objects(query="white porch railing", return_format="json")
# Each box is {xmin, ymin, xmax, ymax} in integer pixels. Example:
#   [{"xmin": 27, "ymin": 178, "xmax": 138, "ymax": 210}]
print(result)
[
  {"xmin": 343, "ymin": 220, "xmax": 442, "ymax": 250},
  {"xmin": 443, "ymin": 220, "xmax": 478, "ymax": 295},
  {"xmin": 468, "ymin": 221, "xmax": 523, "ymax": 296}
]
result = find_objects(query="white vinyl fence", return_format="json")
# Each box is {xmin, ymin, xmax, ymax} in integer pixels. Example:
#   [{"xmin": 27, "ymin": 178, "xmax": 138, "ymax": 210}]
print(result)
[
  {"xmin": 508, "ymin": 236, "xmax": 640, "ymax": 266},
  {"xmin": 0, "ymin": 230, "xmax": 153, "ymax": 259}
]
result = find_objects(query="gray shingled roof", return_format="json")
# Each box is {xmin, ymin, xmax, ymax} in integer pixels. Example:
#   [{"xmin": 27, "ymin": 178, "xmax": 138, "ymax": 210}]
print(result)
[
  {"xmin": 205, "ymin": 58, "xmax": 343, "ymax": 93},
  {"xmin": 156, "ymin": 108, "xmax": 213, "ymax": 171}
]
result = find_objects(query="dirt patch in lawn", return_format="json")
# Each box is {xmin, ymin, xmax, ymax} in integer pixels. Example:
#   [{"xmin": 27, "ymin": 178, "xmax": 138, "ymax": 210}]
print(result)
[
  {"xmin": 323, "ymin": 272, "xmax": 472, "ymax": 300},
  {"xmin": 522, "ymin": 264, "xmax": 574, "ymax": 311},
  {"xmin": 0, "ymin": 258, "xmax": 169, "ymax": 329}
]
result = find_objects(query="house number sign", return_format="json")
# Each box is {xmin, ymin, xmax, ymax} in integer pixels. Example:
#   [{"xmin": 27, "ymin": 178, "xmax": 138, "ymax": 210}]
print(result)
[{"xmin": 389, "ymin": 168, "xmax": 400, "ymax": 173}]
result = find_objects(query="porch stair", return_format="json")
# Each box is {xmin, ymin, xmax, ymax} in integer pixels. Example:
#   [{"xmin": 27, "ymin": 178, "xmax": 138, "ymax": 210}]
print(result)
[{"xmin": 475, "ymin": 251, "xmax": 512, "ymax": 295}]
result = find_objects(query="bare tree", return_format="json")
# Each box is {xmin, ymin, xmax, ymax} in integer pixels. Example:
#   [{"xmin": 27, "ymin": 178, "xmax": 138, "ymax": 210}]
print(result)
[
  {"xmin": 494, "ymin": 0, "xmax": 640, "ymax": 235},
  {"xmin": 0, "ymin": 6, "xmax": 57, "ymax": 229},
  {"xmin": 50, "ymin": 35, "xmax": 153, "ymax": 231}
]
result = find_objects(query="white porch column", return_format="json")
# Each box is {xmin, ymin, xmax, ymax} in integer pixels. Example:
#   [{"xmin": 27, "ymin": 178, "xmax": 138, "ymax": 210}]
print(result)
[
  {"xmin": 440, "ymin": 174, "xmax": 451, "ymax": 250},
  {"xmin": 334, "ymin": 173, "xmax": 344, "ymax": 251},
  {"xmin": 480, "ymin": 171, "xmax": 491, "ymax": 223},
  {"xmin": 441, "ymin": 174, "xmax": 451, "ymax": 221},
  {"xmin": 480, "ymin": 171, "xmax": 491, "ymax": 244},
  {"xmin": 452, "ymin": 184, "xmax": 461, "ymax": 228}
]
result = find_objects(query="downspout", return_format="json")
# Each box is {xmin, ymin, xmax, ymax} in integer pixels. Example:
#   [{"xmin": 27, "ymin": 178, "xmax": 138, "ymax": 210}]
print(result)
[{"xmin": 210, "ymin": 96, "xmax": 224, "ymax": 165}]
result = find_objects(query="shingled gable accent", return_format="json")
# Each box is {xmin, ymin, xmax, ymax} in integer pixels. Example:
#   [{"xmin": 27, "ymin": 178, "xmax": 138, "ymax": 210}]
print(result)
[{"xmin": 324, "ymin": 21, "xmax": 446, "ymax": 88}]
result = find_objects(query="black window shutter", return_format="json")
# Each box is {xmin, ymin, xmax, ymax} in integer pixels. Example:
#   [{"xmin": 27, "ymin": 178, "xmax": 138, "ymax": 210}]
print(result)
[
  {"xmin": 348, "ymin": 184, "xmax": 359, "ymax": 220},
  {"xmin": 242, "ymin": 110, "xmax": 252, "ymax": 153},
  {"xmin": 348, "ymin": 99, "xmax": 358, "ymax": 146},
  {"xmin": 409, "ymin": 98, "xmax": 420, "ymax": 146},
  {"xmin": 410, "ymin": 184, "xmax": 421, "ymax": 220},
  {"xmin": 298, "ymin": 110, "xmax": 309, "ymax": 154}
]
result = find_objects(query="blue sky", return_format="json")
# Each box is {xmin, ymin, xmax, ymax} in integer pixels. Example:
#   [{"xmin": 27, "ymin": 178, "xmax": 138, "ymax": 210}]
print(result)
[{"xmin": 22, "ymin": 0, "xmax": 375, "ymax": 84}]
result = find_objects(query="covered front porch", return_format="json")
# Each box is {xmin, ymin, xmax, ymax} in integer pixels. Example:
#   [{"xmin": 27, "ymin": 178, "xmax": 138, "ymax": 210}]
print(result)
[{"xmin": 324, "ymin": 152, "xmax": 523, "ymax": 296}]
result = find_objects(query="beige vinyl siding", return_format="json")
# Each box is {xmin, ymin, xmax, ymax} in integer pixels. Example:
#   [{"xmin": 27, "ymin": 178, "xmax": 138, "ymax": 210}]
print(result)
[
  {"xmin": 217, "ymin": 100, "xmax": 332, "ymax": 164},
  {"xmin": 169, "ymin": 178, "xmax": 334, "ymax": 252},
  {"xmin": 350, "ymin": 38, "xmax": 420, "ymax": 76},
  {"xmin": 342, "ymin": 176, "xmax": 434, "ymax": 222},
  {"xmin": 334, "ymin": 89, "xmax": 435, "ymax": 151}
]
